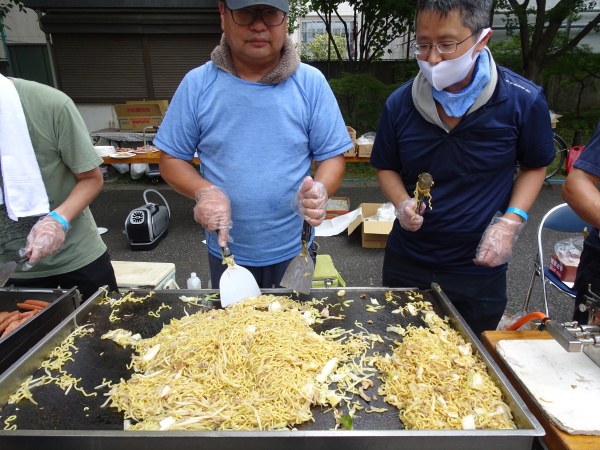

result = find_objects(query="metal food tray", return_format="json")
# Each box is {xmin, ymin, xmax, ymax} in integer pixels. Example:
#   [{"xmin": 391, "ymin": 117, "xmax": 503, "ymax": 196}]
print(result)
[
  {"xmin": 0, "ymin": 286, "xmax": 543, "ymax": 450},
  {"xmin": 0, "ymin": 287, "xmax": 80, "ymax": 374}
]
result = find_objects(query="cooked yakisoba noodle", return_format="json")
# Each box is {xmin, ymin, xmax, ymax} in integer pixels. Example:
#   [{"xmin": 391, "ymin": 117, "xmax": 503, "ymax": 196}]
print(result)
[
  {"xmin": 108, "ymin": 295, "xmax": 366, "ymax": 431},
  {"xmin": 374, "ymin": 309, "xmax": 515, "ymax": 430}
]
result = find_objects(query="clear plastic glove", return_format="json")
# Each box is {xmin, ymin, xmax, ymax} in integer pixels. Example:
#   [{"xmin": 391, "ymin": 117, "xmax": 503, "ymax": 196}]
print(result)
[
  {"xmin": 396, "ymin": 198, "xmax": 426, "ymax": 232},
  {"xmin": 291, "ymin": 176, "xmax": 328, "ymax": 227},
  {"xmin": 20, "ymin": 215, "xmax": 67, "ymax": 271},
  {"xmin": 474, "ymin": 213, "xmax": 526, "ymax": 267},
  {"xmin": 194, "ymin": 185, "xmax": 232, "ymax": 248}
]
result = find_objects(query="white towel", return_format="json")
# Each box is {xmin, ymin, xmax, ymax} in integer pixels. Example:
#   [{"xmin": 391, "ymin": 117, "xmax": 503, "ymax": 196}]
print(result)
[{"xmin": 0, "ymin": 74, "xmax": 50, "ymax": 220}]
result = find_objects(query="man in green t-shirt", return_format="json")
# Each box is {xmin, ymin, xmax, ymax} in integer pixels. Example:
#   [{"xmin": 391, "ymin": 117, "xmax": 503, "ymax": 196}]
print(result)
[{"xmin": 0, "ymin": 75, "xmax": 118, "ymax": 301}]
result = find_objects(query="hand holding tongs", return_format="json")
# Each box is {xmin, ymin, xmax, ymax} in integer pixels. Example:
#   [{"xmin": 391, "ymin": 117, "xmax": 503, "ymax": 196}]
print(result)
[{"xmin": 413, "ymin": 172, "xmax": 434, "ymax": 217}]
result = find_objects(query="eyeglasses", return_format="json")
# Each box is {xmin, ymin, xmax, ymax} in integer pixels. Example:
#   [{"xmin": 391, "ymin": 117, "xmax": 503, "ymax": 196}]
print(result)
[
  {"xmin": 227, "ymin": 6, "xmax": 286, "ymax": 26},
  {"xmin": 412, "ymin": 30, "xmax": 481, "ymax": 56}
]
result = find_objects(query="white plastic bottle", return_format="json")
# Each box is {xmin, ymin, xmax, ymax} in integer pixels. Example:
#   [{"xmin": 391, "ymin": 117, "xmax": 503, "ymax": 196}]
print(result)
[{"xmin": 186, "ymin": 272, "xmax": 201, "ymax": 289}]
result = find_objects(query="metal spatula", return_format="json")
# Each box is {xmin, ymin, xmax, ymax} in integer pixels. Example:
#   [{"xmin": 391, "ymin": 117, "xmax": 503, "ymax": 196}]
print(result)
[
  {"xmin": 0, "ymin": 261, "xmax": 17, "ymax": 287},
  {"xmin": 280, "ymin": 221, "xmax": 314, "ymax": 295},
  {"xmin": 0, "ymin": 255, "xmax": 28, "ymax": 287},
  {"xmin": 219, "ymin": 240, "xmax": 261, "ymax": 308}
]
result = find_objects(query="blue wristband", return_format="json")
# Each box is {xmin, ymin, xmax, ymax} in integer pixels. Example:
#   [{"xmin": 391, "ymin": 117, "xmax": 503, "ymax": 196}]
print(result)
[
  {"xmin": 506, "ymin": 207, "xmax": 528, "ymax": 222},
  {"xmin": 47, "ymin": 211, "xmax": 70, "ymax": 230}
]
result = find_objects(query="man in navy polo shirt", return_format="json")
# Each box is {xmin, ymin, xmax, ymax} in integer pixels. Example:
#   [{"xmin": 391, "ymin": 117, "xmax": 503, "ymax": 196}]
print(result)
[
  {"xmin": 562, "ymin": 122, "xmax": 600, "ymax": 325},
  {"xmin": 370, "ymin": 0, "xmax": 555, "ymax": 337}
]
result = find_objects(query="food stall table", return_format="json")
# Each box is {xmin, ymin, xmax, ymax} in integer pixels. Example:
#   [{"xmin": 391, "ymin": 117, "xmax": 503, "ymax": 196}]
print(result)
[
  {"xmin": 481, "ymin": 330, "xmax": 600, "ymax": 450},
  {"xmin": 91, "ymin": 128, "xmax": 156, "ymax": 146},
  {"xmin": 343, "ymin": 156, "xmax": 371, "ymax": 163},
  {"xmin": 101, "ymin": 150, "xmax": 200, "ymax": 165}
]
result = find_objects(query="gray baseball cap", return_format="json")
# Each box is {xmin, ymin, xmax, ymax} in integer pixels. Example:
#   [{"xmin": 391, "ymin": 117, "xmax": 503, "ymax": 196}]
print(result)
[{"xmin": 226, "ymin": 0, "xmax": 289, "ymax": 13}]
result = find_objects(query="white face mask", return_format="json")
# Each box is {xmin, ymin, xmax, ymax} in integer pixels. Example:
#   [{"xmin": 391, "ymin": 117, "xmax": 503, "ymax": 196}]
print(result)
[{"xmin": 417, "ymin": 28, "xmax": 490, "ymax": 91}]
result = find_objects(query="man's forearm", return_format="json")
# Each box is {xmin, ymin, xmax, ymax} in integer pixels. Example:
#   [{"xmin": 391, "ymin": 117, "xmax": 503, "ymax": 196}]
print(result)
[
  {"xmin": 563, "ymin": 168, "xmax": 600, "ymax": 228},
  {"xmin": 160, "ymin": 153, "xmax": 212, "ymax": 200},
  {"xmin": 505, "ymin": 166, "xmax": 546, "ymax": 221},
  {"xmin": 54, "ymin": 167, "xmax": 104, "ymax": 222},
  {"xmin": 314, "ymin": 155, "xmax": 346, "ymax": 196},
  {"xmin": 376, "ymin": 168, "xmax": 410, "ymax": 206}
]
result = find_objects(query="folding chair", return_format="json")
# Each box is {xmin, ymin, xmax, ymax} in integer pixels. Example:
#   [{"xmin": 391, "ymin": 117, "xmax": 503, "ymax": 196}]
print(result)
[{"xmin": 523, "ymin": 203, "xmax": 591, "ymax": 317}]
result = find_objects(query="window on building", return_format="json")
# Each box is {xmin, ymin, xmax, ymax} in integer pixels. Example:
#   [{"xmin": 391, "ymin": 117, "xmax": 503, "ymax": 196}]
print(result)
[
  {"xmin": 300, "ymin": 20, "xmax": 354, "ymax": 59},
  {"xmin": 301, "ymin": 21, "xmax": 351, "ymax": 45}
]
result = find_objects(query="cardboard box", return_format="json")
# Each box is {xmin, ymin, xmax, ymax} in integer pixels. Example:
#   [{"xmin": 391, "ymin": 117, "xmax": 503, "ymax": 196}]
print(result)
[
  {"xmin": 114, "ymin": 101, "xmax": 169, "ymax": 132},
  {"xmin": 549, "ymin": 252, "xmax": 578, "ymax": 284},
  {"xmin": 348, "ymin": 203, "xmax": 394, "ymax": 248},
  {"xmin": 357, "ymin": 142, "xmax": 374, "ymax": 158},
  {"xmin": 326, "ymin": 197, "xmax": 350, "ymax": 220},
  {"xmin": 114, "ymin": 102, "xmax": 166, "ymax": 117},
  {"xmin": 551, "ymin": 114, "xmax": 562, "ymax": 129},
  {"xmin": 117, "ymin": 116, "xmax": 163, "ymax": 132},
  {"xmin": 344, "ymin": 126, "xmax": 357, "ymax": 157},
  {"xmin": 126, "ymin": 99, "xmax": 169, "ymax": 114}
]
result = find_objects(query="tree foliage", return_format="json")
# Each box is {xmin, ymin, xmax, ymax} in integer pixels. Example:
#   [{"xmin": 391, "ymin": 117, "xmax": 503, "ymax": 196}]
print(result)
[
  {"xmin": 301, "ymin": 33, "xmax": 348, "ymax": 60},
  {"xmin": 495, "ymin": 0, "xmax": 600, "ymax": 82},
  {"xmin": 488, "ymin": 36, "xmax": 524, "ymax": 72},
  {"xmin": 329, "ymin": 72, "xmax": 400, "ymax": 132},
  {"xmin": 0, "ymin": 0, "xmax": 25, "ymax": 30},
  {"xmin": 291, "ymin": 0, "xmax": 416, "ymax": 71},
  {"xmin": 544, "ymin": 44, "xmax": 600, "ymax": 117},
  {"xmin": 288, "ymin": 0, "xmax": 311, "ymax": 34}
]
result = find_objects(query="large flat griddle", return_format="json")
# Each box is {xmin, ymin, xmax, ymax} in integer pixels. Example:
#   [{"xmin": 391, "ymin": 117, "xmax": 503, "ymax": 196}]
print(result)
[{"xmin": 0, "ymin": 286, "xmax": 543, "ymax": 450}]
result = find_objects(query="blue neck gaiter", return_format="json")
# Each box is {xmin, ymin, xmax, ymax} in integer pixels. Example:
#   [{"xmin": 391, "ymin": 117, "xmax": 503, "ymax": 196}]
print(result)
[{"xmin": 432, "ymin": 49, "xmax": 491, "ymax": 117}]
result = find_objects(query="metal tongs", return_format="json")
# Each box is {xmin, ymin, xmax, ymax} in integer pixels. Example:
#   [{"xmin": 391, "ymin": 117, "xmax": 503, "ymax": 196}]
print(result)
[{"xmin": 413, "ymin": 172, "xmax": 434, "ymax": 216}]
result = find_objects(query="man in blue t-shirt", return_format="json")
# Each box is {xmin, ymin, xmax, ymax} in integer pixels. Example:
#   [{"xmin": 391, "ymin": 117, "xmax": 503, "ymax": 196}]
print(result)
[
  {"xmin": 563, "ymin": 122, "xmax": 600, "ymax": 325},
  {"xmin": 154, "ymin": 0, "xmax": 352, "ymax": 289},
  {"xmin": 370, "ymin": 0, "xmax": 555, "ymax": 337}
]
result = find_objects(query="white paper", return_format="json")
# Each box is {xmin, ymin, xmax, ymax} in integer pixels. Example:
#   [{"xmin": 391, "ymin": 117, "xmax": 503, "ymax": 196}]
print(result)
[{"xmin": 315, "ymin": 207, "xmax": 362, "ymax": 237}]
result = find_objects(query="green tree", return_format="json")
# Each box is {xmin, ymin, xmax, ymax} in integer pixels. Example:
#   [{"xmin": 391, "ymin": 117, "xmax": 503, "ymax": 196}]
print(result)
[
  {"xmin": 288, "ymin": 0, "xmax": 311, "ymax": 34},
  {"xmin": 495, "ymin": 0, "xmax": 600, "ymax": 82},
  {"xmin": 0, "ymin": 0, "xmax": 25, "ymax": 30},
  {"xmin": 301, "ymin": 33, "xmax": 348, "ymax": 60},
  {"xmin": 543, "ymin": 45, "xmax": 600, "ymax": 117},
  {"xmin": 329, "ymin": 72, "xmax": 400, "ymax": 132},
  {"xmin": 291, "ymin": 0, "xmax": 416, "ymax": 72},
  {"xmin": 488, "ymin": 36, "xmax": 524, "ymax": 73}
]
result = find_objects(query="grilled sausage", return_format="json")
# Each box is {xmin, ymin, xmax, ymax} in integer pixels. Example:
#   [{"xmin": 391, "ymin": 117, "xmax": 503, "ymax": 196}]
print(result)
[
  {"xmin": 17, "ymin": 303, "xmax": 44, "ymax": 311},
  {"xmin": 0, "ymin": 311, "xmax": 21, "ymax": 333},
  {"xmin": 23, "ymin": 300, "xmax": 51, "ymax": 307},
  {"xmin": 19, "ymin": 310, "xmax": 39, "ymax": 319},
  {"xmin": 1, "ymin": 317, "xmax": 27, "ymax": 338}
]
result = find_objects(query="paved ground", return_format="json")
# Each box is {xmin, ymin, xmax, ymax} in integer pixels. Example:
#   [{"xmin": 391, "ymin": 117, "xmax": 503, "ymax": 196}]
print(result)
[{"xmin": 91, "ymin": 173, "xmax": 576, "ymax": 326}]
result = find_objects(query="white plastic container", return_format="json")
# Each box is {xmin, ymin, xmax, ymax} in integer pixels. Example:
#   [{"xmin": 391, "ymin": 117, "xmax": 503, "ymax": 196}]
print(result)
[{"xmin": 186, "ymin": 272, "xmax": 201, "ymax": 289}]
